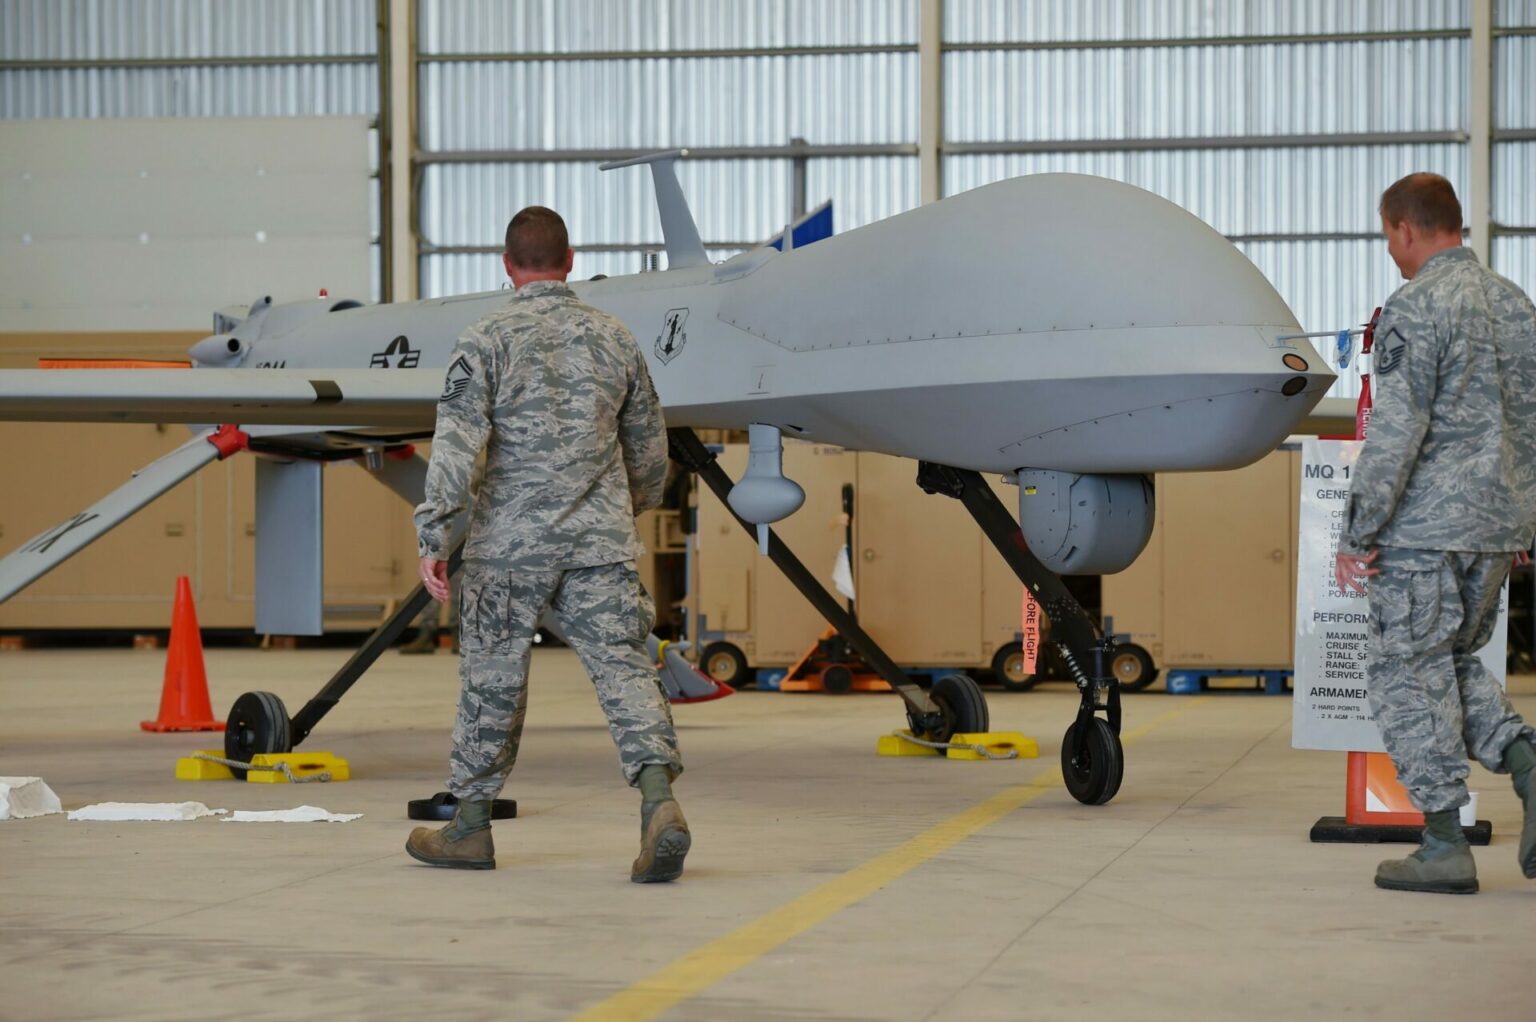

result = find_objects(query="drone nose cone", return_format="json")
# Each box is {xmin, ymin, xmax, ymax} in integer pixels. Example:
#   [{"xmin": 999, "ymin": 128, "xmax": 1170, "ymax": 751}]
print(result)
[{"xmin": 188, "ymin": 333, "xmax": 248, "ymax": 367}]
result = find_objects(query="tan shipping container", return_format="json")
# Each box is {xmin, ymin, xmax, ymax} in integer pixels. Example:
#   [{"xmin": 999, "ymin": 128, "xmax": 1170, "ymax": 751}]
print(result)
[{"xmin": 692, "ymin": 442, "xmax": 1025, "ymax": 682}]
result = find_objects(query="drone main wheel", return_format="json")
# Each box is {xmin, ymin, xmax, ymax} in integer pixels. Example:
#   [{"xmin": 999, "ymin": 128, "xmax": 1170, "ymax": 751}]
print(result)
[
  {"xmin": 1061, "ymin": 717, "xmax": 1124, "ymax": 805},
  {"xmin": 913, "ymin": 673, "xmax": 989, "ymax": 746},
  {"xmin": 224, "ymin": 690, "xmax": 292, "ymax": 779}
]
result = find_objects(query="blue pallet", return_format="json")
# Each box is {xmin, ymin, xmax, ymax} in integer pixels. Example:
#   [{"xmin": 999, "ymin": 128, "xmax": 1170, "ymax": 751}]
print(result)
[{"xmin": 1166, "ymin": 669, "xmax": 1291, "ymax": 695}]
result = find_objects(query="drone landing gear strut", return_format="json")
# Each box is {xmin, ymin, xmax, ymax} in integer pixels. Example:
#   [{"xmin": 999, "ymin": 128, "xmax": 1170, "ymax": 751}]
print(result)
[
  {"xmin": 917, "ymin": 462, "xmax": 1125, "ymax": 805},
  {"xmin": 668, "ymin": 428, "xmax": 988, "ymax": 743}
]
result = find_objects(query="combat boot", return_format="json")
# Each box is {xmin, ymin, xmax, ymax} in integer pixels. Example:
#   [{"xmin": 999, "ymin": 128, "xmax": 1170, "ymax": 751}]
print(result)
[
  {"xmin": 1502, "ymin": 736, "xmax": 1536, "ymax": 878},
  {"xmin": 406, "ymin": 799, "xmax": 495, "ymax": 870},
  {"xmin": 1374, "ymin": 810, "xmax": 1477, "ymax": 894},
  {"xmin": 631, "ymin": 799, "xmax": 690, "ymax": 883}
]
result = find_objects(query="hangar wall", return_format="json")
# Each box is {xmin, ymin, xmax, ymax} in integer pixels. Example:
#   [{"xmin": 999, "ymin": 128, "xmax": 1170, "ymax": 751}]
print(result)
[
  {"xmin": 0, "ymin": 1, "xmax": 1531, "ymax": 638},
  {"xmin": 409, "ymin": 0, "xmax": 1535, "ymax": 404},
  {"xmin": 0, "ymin": 0, "xmax": 386, "ymax": 301},
  {"xmin": 5, "ymin": 0, "xmax": 1529, "ymax": 364}
]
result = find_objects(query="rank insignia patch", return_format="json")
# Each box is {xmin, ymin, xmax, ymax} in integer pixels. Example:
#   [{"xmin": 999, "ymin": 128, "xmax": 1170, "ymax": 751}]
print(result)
[
  {"xmin": 1376, "ymin": 326, "xmax": 1408, "ymax": 375},
  {"xmin": 441, "ymin": 355, "xmax": 474, "ymax": 400}
]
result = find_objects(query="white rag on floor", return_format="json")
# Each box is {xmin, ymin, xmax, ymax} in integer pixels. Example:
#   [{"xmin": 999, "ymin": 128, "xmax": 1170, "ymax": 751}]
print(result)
[
  {"xmin": 67, "ymin": 802, "xmax": 227, "ymax": 822},
  {"xmin": 223, "ymin": 806, "xmax": 362, "ymax": 823},
  {"xmin": 0, "ymin": 777, "xmax": 64, "ymax": 820}
]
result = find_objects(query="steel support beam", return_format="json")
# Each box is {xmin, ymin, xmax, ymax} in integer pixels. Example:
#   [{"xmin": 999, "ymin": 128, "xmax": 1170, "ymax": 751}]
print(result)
[
  {"xmin": 919, "ymin": 0, "xmax": 944, "ymax": 203},
  {"xmin": 417, "ymin": 143, "xmax": 918, "ymax": 165},
  {"xmin": 418, "ymin": 43, "xmax": 917, "ymax": 62},
  {"xmin": 0, "ymin": 55, "xmax": 374, "ymax": 71},
  {"xmin": 945, "ymin": 131, "xmax": 1468, "ymax": 156},
  {"xmin": 944, "ymin": 28, "xmax": 1471, "ymax": 52},
  {"xmin": 1470, "ymin": 0, "xmax": 1494, "ymax": 264},
  {"xmin": 375, "ymin": 0, "xmax": 394, "ymax": 302},
  {"xmin": 389, "ymin": 0, "xmax": 418, "ymax": 302}
]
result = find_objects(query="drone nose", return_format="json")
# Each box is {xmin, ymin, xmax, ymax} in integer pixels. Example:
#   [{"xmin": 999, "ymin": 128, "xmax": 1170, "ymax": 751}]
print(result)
[{"xmin": 188, "ymin": 333, "xmax": 246, "ymax": 366}]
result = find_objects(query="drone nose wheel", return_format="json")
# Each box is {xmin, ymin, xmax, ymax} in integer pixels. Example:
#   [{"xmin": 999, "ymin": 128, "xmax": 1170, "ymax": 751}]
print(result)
[
  {"xmin": 224, "ymin": 691, "xmax": 293, "ymax": 779},
  {"xmin": 1061, "ymin": 717, "xmax": 1124, "ymax": 805}
]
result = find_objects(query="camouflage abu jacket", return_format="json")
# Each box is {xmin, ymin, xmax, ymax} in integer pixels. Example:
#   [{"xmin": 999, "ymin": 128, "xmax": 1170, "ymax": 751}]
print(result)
[
  {"xmin": 415, "ymin": 279, "xmax": 669, "ymax": 568},
  {"xmin": 1343, "ymin": 247, "xmax": 1536, "ymax": 554}
]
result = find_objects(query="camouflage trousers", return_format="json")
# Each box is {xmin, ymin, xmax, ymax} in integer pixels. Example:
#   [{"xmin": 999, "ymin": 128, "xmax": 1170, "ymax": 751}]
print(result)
[
  {"xmin": 1365, "ymin": 547, "xmax": 1532, "ymax": 814},
  {"xmin": 446, "ymin": 560, "xmax": 682, "ymax": 801}
]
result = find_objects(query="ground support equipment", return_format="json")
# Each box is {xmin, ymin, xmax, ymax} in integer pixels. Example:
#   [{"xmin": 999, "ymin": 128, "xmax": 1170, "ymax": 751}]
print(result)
[
  {"xmin": 916, "ymin": 462, "xmax": 1125, "ymax": 805},
  {"xmin": 777, "ymin": 626, "xmax": 893, "ymax": 693},
  {"xmin": 670, "ymin": 428, "xmax": 988, "ymax": 744},
  {"xmin": 1166, "ymin": 669, "xmax": 1291, "ymax": 695}
]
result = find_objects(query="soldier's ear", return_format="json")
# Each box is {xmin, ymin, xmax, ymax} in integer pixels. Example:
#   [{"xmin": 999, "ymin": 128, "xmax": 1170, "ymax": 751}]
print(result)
[
  {"xmin": 563, "ymin": 248, "xmax": 575, "ymax": 274},
  {"xmin": 502, "ymin": 251, "xmax": 515, "ymax": 279}
]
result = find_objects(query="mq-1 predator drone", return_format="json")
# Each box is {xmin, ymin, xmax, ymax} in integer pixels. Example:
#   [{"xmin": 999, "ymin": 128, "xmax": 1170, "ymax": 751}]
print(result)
[{"xmin": 0, "ymin": 151, "xmax": 1337, "ymax": 806}]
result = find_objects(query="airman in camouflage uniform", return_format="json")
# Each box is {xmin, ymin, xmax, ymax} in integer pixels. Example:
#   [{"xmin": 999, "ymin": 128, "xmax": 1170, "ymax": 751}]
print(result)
[
  {"xmin": 405, "ymin": 206, "xmax": 689, "ymax": 881},
  {"xmin": 1336, "ymin": 173, "xmax": 1536, "ymax": 893}
]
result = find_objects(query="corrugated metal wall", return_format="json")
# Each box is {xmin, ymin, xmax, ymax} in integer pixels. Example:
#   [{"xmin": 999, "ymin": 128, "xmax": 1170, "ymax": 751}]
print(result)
[
  {"xmin": 943, "ymin": 1, "xmax": 1470, "ymax": 40},
  {"xmin": 938, "ymin": 3, "xmax": 1531, "ymax": 397},
  {"xmin": 418, "ymin": 0, "xmax": 918, "ymax": 52},
  {"xmin": 0, "ymin": 0, "xmax": 383, "ymax": 298},
  {"xmin": 415, "ymin": 0, "xmax": 919, "ymax": 293},
  {"xmin": 3, "ymin": 1, "xmax": 1525, "ymax": 351},
  {"xmin": 944, "ymin": 40, "xmax": 1467, "ymax": 141},
  {"xmin": 1493, "ymin": 21, "xmax": 1535, "ymax": 302}
]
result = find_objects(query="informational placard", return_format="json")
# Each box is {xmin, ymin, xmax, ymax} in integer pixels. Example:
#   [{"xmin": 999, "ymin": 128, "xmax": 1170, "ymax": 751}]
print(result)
[{"xmin": 1292, "ymin": 438, "xmax": 1508, "ymax": 752}]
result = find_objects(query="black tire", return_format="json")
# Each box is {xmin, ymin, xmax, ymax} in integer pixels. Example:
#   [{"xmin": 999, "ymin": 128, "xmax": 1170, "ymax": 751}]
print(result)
[
  {"xmin": 224, "ymin": 691, "xmax": 292, "ymax": 780},
  {"xmin": 700, "ymin": 641, "xmax": 750, "ymax": 688},
  {"xmin": 820, "ymin": 664, "xmax": 854, "ymax": 694},
  {"xmin": 922, "ymin": 673, "xmax": 990, "ymax": 745},
  {"xmin": 1108, "ymin": 643, "xmax": 1158, "ymax": 691},
  {"xmin": 1060, "ymin": 718, "xmax": 1124, "ymax": 805},
  {"xmin": 990, "ymin": 642, "xmax": 1038, "ymax": 692}
]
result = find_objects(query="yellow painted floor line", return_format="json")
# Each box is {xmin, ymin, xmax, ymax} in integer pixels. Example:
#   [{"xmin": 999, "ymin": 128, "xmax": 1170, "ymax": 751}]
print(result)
[{"xmin": 571, "ymin": 697, "xmax": 1212, "ymax": 1022}]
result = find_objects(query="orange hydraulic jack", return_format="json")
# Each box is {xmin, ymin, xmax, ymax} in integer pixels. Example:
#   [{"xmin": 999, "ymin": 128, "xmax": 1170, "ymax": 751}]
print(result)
[{"xmin": 778, "ymin": 626, "xmax": 893, "ymax": 694}]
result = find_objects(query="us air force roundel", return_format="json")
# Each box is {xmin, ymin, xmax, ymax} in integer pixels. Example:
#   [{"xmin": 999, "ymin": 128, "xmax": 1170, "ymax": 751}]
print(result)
[
  {"xmin": 656, "ymin": 308, "xmax": 689, "ymax": 365},
  {"xmin": 1376, "ymin": 326, "xmax": 1408, "ymax": 375},
  {"xmin": 441, "ymin": 355, "xmax": 474, "ymax": 401}
]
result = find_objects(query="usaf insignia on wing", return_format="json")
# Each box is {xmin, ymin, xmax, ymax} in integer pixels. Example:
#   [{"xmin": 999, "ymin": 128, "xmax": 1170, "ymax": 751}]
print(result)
[
  {"xmin": 1376, "ymin": 326, "xmax": 1408, "ymax": 374},
  {"xmin": 441, "ymin": 355, "xmax": 474, "ymax": 401}
]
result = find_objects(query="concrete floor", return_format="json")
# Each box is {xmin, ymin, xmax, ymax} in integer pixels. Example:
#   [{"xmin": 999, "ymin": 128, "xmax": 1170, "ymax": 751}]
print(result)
[{"xmin": 1, "ymin": 648, "xmax": 1532, "ymax": 1021}]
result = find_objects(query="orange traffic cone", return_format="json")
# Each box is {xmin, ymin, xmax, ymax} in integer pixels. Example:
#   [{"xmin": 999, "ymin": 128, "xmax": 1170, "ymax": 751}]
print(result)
[{"xmin": 140, "ymin": 576, "xmax": 225, "ymax": 732}]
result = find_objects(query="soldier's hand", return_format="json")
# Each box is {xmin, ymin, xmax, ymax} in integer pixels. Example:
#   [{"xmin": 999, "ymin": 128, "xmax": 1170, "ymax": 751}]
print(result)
[
  {"xmin": 1334, "ymin": 548, "xmax": 1379, "ymax": 595},
  {"xmin": 420, "ymin": 556, "xmax": 451, "ymax": 602},
  {"xmin": 1516, "ymin": 549, "xmax": 1531, "ymax": 569}
]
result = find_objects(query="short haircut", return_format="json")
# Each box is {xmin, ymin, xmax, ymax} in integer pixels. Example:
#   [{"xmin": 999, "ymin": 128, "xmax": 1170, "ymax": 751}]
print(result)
[
  {"xmin": 1379, "ymin": 173, "xmax": 1462, "ymax": 234},
  {"xmin": 504, "ymin": 206, "xmax": 569, "ymax": 270}
]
